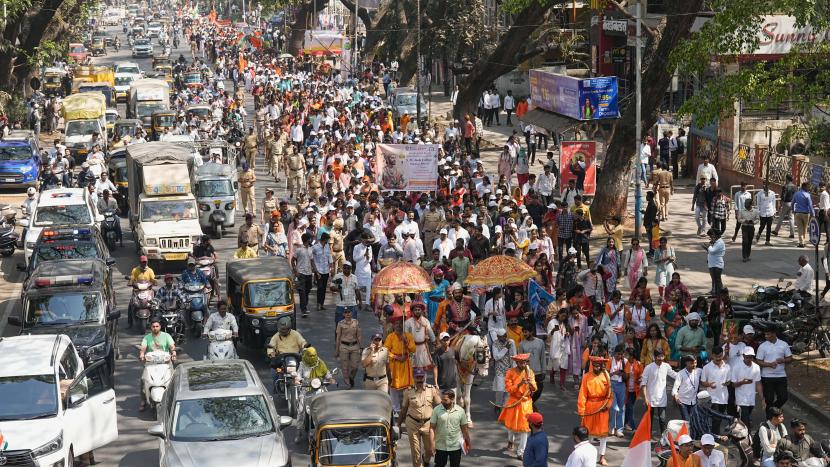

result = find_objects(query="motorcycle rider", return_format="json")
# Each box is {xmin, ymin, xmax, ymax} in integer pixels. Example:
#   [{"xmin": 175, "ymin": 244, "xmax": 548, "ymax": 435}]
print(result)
[
  {"xmin": 96, "ymin": 189, "xmax": 122, "ymax": 245},
  {"xmin": 181, "ymin": 256, "xmax": 209, "ymax": 287},
  {"xmin": 21, "ymin": 187, "xmax": 36, "ymax": 241},
  {"xmin": 268, "ymin": 321, "xmax": 308, "ymax": 363},
  {"xmin": 774, "ymin": 419, "xmax": 830, "ymax": 466},
  {"xmin": 114, "ymin": 36, "xmax": 120, "ymax": 51},
  {"xmin": 128, "ymin": 256, "xmax": 158, "ymax": 327},
  {"xmin": 294, "ymin": 346, "xmax": 333, "ymax": 442},
  {"xmin": 202, "ymin": 301, "xmax": 238, "ymax": 338},
  {"xmin": 156, "ymin": 273, "xmax": 182, "ymax": 309},
  {"xmin": 192, "ymin": 235, "xmax": 219, "ymax": 296},
  {"xmin": 138, "ymin": 318, "xmax": 176, "ymax": 411},
  {"xmin": 95, "ymin": 171, "xmax": 117, "ymax": 197}
]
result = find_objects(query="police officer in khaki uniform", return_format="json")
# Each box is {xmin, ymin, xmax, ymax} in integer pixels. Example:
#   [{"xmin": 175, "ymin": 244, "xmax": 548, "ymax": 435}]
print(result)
[
  {"xmin": 307, "ymin": 166, "xmax": 322, "ymax": 202},
  {"xmin": 238, "ymin": 213, "xmax": 264, "ymax": 250},
  {"xmin": 420, "ymin": 201, "xmax": 445, "ymax": 252},
  {"xmin": 330, "ymin": 219, "xmax": 346, "ymax": 276},
  {"xmin": 652, "ymin": 162, "xmax": 674, "ymax": 221},
  {"xmin": 273, "ymin": 131, "xmax": 287, "ymax": 182},
  {"xmin": 286, "ymin": 147, "xmax": 305, "ymax": 199},
  {"xmin": 244, "ymin": 128, "xmax": 259, "ymax": 169},
  {"xmin": 264, "ymin": 130, "xmax": 276, "ymax": 176},
  {"xmin": 400, "ymin": 368, "xmax": 441, "ymax": 467},
  {"xmin": 238, "ymin": 163, "xmax": 257, "ymax": 215},
  {"xmin": 361, "ymin": 333, "xmax": 389, "ymax": 391}
]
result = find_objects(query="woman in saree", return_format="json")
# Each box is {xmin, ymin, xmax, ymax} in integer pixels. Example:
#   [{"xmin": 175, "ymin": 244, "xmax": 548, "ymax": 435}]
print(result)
[
  {"xmin": 639, "ymin": 323, "xmax": 671, "ymax": 366},
  {"xmin": 660, "ymin": 289, "xmax": 687, "ymax": 362},
  {"xmin": 595, "ymin": 237, "xmax": 621, "ymax": 301},
  {"xmin": 622, "ymin": 238, "xmax": 649, "ymax": 291}
]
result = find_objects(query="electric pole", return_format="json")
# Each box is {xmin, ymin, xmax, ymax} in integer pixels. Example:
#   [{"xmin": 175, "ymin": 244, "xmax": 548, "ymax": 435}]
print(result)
[{"xmin": 634, "ymin": 0, "xmax": 643, "ymax": 239}]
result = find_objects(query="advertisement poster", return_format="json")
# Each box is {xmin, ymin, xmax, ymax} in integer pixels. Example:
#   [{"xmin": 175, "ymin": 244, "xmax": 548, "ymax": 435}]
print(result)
[
  {"xmin": 559, "ymin": 141, "xmax": 597, "ymax": 195},
  {"xmin": 529, "ymin": 69, "xmax": 619, "ymax": 121},
  {"xmin": 376, "ymin": 144, "xmax": 439, "ymax": 192}
]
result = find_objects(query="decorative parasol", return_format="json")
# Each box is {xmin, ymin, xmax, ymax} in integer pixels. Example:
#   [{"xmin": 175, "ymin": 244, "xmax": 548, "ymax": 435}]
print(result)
[
  {"xmin": 465, "ymin": 255, "xmax": 539, "ymax": 286},
  {"xmin": 371, "ymin": 261, "xmax": 433, "ymax": 296}
]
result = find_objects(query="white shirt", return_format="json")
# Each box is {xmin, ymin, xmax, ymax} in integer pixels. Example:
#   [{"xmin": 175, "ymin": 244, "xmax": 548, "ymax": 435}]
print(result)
[
  {"xmin": 432, "ymin": 237, "xmax": 454, "ymax": 261},
  {"xmin": 733, "ymin": 190, "xmax": 752, "ymax": 213},
  {"xmin": 447, "ymin": 226, "xmax": 469, "ymax": 247},
  {"xmin": 794, "ymin": 263, "xmax": 814, "ymax": 292},
  {"xmin": 730, "ymin": 361, "xmax": 761, "ymax": 406},
  {"xmin": 701, "ymin": 360, "xmax": 731, "ymax": 404},
  {"xmin": 484, "ymin": 297, "xmax": 506, "ymax": 332},
  {"xmin": 696, "ymin": 163, "xmax": 718, "ymax": 185},
  {"xmin": 535, "ymin": 172, "xmax": 556, "ymax": 196},
  {"xmin": 610, "ymin": 357, "xmax": 627, "ymax": 383},
  {"xmin": 639, "ymin": 143, "xmax": 651, "ymax": 164},
  {"xmin": 641, "ymin": 362, "xmax": 678, "ymax": 408},
  {"xmin": 755, "ymin": 190, "xmax": 777, "ymax": 217},
  {"xmin": 723, "ymin": 341, "xmax": 746, "ymax": 369},
  {"xmin": 671, "ymin": 367, "xmax": 702, "ymax": 405},
  {"xmin": 504, "ymin": 95, "xmax": 515, "ymax": 110},
  {"xmin": 565, "ymin": 440, "xmax": 598, "ymax": 467},
  {"xmin": 756, "ymin": 338, "xmax": 792, "ymax": 378},
  {"xmin": 352, "ymin": 243, "xmax": 373, "ymax": 277},
  {"xmin": 820, "ymin": 190, "xmax": 830, "ymax": 210},
  {"xmin": 694, "ymin": 448, "xmax": 727, "ymax": 467}
]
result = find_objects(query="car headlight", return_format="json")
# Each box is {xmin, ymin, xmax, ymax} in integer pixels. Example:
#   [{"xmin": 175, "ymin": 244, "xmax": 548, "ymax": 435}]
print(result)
[
  {"xmin": 32, "ymin": 432, "xmax": 63, "ymax": 458},
  {"xmin": 191, "ymin": 236, "xmax": 201, "ymax": 243},
  {"xmin": 145, "ymin": 237, "xmax": 157, "ymax": 246},
  {"xmin": 86, "ymin": 341, "xmax": 108, "ymax": 360}
]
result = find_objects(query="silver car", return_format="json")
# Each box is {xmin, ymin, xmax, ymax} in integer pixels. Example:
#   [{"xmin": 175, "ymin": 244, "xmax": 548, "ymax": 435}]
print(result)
[
  {"xmin": 392, "ymin": 91, "xmax": 427, "ymax": 121},
  {"xmin": 148, "ymin": 360, "xmax": 292, "ymax": 467}
]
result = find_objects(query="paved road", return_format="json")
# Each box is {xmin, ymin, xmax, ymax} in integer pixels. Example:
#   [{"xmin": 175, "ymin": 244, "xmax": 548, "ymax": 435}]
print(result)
[{"xmin": 1, "ymin": 23, "xmax": 828, "ymax": 467}]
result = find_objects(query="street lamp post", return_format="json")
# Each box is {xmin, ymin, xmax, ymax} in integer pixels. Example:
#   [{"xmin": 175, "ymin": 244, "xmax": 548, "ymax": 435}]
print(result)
[
  {"xmin": 634, "ymin": 0, "xmax": 643, "ymax": 238},
  {"xmin": 416, "ymin": 0, "xmax": 422, "ymax": 127}
]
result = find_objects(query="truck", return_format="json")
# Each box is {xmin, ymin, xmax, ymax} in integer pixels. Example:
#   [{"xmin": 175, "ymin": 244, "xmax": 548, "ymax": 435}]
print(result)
[
  {"xmin": 126, "ymin": 142, "xmax": 202, "ymax": 266},
  {"xmin": 128, "ymin": 78, "xmax": 170, "ymax": 129},
  {"xmin": 62, "ymin": 92, "xmax": 107, "ymax": 162}
]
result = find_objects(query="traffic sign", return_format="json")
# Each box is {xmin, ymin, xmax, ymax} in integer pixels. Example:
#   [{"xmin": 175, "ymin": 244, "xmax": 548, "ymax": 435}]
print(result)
[{"xmin": 809, "ymin": 218, "xmax": 821, "ymax": 246}]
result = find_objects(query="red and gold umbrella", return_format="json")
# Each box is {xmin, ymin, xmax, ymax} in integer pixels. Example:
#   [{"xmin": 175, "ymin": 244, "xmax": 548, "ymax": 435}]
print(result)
[
  {"xmin": 465, "ymin": 255, "xmax": 538, "ymax": 286},
  {"xmin": 371, "ymin": 261, "xmax": 433, "ymax": 296}
]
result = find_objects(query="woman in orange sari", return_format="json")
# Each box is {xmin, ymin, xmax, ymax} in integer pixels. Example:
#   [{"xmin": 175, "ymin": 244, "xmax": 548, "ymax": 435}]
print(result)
[
  {"xmin": 578, "ymin": 356, "xmax": 613, "ymax": 465},
  {"xmin": 498, "ymin": 354, "xmax": 536, "ymax": 459}
]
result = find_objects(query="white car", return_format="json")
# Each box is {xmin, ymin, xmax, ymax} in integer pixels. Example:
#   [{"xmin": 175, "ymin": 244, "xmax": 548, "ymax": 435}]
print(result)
[
  {"xmin": 0, "ymin": 335, "xmax": 118, "ymax": 466},
  {"xmin": 21, "ymin": 188, "xmax": 101, "ymax": 264},
  {"xmin": 115, "ymin": 61, "xmax": 143, "ymax": 77},
  {"xmin": 115, "ymin": 72, "xmax": 140, "ymax": 102}
]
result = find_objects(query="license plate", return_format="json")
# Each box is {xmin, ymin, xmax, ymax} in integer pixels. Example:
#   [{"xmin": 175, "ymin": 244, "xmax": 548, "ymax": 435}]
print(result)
[
  {"xmin": 164, "ymin": 253, "xmax": 188, "ymax": 260},
  {"xmin": 77, "ymin": 149, "xmax": 88, "ymax": 154},
  {"xmin": 265, "ymin": 310, "xmax": 279, "ymax": 317},
  {"xmin": 3, "ymin": 179, "xmax": 14, "ymax": 182}
]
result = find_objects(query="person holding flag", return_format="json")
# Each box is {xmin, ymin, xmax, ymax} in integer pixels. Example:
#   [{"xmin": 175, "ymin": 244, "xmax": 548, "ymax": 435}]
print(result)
[{"xmin": 577, "ymin": 355, "xmax": 613, "ymax": 466}]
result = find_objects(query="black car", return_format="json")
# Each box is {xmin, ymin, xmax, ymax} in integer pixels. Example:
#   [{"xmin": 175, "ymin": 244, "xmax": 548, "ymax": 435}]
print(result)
[
  {"xmin": 18, "ymin": 224, "xmax": 113, "ymax": 277},
  {"xmin": 10, "ymin": 258, "xmax": 120, "ymax": 377}
]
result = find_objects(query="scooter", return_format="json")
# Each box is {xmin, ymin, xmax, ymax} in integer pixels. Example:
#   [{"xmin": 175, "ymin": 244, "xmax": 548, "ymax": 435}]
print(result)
[
  {"xmin": 101, "ymin": 209, "xmax": 121, "ymax": 250},
  {"xmin": 182, "ymin": 282, "xmax": 207, "ymax": 337},
  {"xmin": 657, "ymin": 418, "xmax": 753, "ymax": 467},
  {"xmin": 142, "ymin": 350, "xmax": 174, "ymax": 412},
  {"xmin": 205, "ymin": 328, "xmax": 237, "ymax": 361},
  {"xmin": 129, "ymin": 281, "xmax": 156, "ymax": 332},
  {"xmin": 0, "ymin": 220, "xmax": 18, "ymax": 257}
]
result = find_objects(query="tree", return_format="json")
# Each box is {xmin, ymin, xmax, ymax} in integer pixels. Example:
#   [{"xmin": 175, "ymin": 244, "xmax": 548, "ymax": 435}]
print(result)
[{"xmin": 285, "ymin": 0, "xmax": 331, "ymax": 56}]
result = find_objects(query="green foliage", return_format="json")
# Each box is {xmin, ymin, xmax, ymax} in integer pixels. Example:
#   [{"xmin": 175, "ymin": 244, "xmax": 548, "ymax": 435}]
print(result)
[{"xmin": 672, "ymin": 0, "xmax": 830, "ymax": 125}]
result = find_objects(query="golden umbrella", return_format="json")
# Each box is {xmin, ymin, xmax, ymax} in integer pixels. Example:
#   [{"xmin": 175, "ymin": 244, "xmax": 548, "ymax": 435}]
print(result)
[
  {"xmin": 371, "ymin": 261, "xmax": 434, "ymax": 296},
  {"xmin": 465, "ymin": 255, "xmax": 539, "ymax": 286}
]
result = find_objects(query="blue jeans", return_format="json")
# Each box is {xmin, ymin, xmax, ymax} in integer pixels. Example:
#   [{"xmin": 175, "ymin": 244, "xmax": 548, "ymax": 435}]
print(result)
[
  {"xmin": 624, "ymin": 392, "xmax": 638, "ymax": 429},
  {"xmin": 680, "ymin": 403, "xmax": 696, "ymax": 421},
  {"xmin": 640, "ymin": 163, "xmax": 649, "ymax": 183},
  {"xmin": 611, "ymin": 380, "xmax": 626, "ymax": 431},
  {"xmin": 335, "ymin": 305, "xmax": 358, "ymax": 326}
]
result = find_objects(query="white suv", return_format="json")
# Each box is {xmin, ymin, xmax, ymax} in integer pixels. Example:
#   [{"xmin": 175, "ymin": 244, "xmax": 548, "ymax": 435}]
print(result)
[
  {"xmin": 22, "ymin": 188, "xmax": 101, "ymax": 264},
  {"xmin": 0, "ymin": 335, "xmax": 118, "ymax": 466}
]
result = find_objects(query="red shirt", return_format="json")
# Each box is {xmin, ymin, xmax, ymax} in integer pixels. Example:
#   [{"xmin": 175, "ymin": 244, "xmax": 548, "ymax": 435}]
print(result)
[{"xmin": 464, "ymin": 121, "xmax": 474, "ymax": 138}]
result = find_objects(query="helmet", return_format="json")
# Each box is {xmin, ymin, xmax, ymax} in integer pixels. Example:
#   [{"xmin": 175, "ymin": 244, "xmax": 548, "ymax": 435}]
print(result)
[{"xmin": 26, "ymin": 187, "xmax": 36, "ymax": 196}]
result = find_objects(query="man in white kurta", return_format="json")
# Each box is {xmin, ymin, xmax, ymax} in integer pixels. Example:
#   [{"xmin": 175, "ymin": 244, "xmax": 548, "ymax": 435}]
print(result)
[
  {"xmin": 640, "ymin": 349, "xmax": 677, "ymax": 438},
  {"xmin": 352, "ymin": 236, "xmax": 374, "ymax": 302},
  {"xmin": 565, "ymin": 427, "xmax": 598, "ymax": 467},
  {"xmin": 404, "ymin": 303, "xmax": 435, "ymax": 371}
]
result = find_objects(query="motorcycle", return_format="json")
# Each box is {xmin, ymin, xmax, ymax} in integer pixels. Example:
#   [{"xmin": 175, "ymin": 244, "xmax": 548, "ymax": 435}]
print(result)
[
  {"xmin": 205, "ymin": 328, "xmax": 238, "ymax": 361},
  {"xmin": 102, "ymin": 210, "xmax": 121, "ymax": 250},
  {"xmin": 294, "ymin": 369, "xmax": 339, "ymax": 444},
  {"xmin": 182, "ymin": 282, "xmax": 207, "ymax": 337},
  {"xmin": 129, "ymin": 281, "xmax": 156, "ymax": 333},
  {"xmin": 154, "ymin": 298, "xmax": 186, "ymax": 344},
  {"xmin": 142, "ymin": 350, "xmax": 174, "ymax": 412},
  {"xmin": 0, "ymin": 219, "xmax": 18, "ymax": 257},
  {"xmin": 657, "ymin": 418, "xmax": 753, "ymax": 467},
  {"xmin": 270, "ymin": 351, "xmax": 301, "ymax": 417},
  {"xmin": 196, "ymin": 256, "xmax": 217, "ymax": 298},
  {"xmin": 0, "ymin": 203, "xmax": 17, "ymax": 226}
]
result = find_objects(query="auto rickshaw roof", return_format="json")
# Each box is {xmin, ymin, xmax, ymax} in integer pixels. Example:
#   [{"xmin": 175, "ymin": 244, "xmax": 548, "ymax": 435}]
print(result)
[
  {"xmin": 226, "ymin": 257, "xmax": 293, "ymax": 284},
  {"xmin": 194, "ymin": 162, "xmax": 234, "ymax": 180},
  {"xmin": 310, "ymin": 390, "xmax": 393, "ymax": 427}
]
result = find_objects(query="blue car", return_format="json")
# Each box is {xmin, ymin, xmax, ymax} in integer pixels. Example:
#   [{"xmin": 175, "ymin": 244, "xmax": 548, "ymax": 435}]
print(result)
[{"xmin": 0, "ymin": 130, "xmax": 41, "ymax": 188}]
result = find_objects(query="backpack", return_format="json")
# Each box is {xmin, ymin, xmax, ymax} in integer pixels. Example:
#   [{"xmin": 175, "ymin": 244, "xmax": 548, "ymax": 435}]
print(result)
[{"xmin": 752, "ymin": 421, "xmax": 783, "ymax": 459}]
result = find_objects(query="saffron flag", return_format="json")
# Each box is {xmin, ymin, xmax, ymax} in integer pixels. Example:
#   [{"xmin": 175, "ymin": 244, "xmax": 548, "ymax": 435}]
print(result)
[
  {"xmin": 528, "ymin": 279, "xmax": 556, "ymax": 326},
  {"xmin": 620, "ymin": 405, "xmax": 651, "ymax": 467}
]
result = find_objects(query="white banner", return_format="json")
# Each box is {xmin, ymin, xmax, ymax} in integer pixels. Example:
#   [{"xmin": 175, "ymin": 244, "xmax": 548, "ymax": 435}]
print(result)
[{"xmin": 376, "ymin": 144, "xmax": 439, "ymax": 192}]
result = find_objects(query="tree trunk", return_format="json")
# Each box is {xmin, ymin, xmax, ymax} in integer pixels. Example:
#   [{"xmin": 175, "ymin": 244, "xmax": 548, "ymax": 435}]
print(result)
[
  {"xmin": 590, "ymin": 0, "xmax": 704, "ymax": 221},
  {"xmin": 286, "ymin": 0, "xmax": 330, "ymax": 56},
  {"xmin": 452, "ymin": 0, "xmax": 557, "ymax": 120},
  {"xmin": 12, "ymin": 0, "xmax": 66, "ymax": 89},
  {"xmin": 0, "ymin": 15, "xmax": 26, "ymax": 92}
]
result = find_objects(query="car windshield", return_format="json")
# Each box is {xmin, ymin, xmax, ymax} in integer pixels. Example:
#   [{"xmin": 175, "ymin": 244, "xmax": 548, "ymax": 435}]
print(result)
[
  {"xmin": 65, "ymin": 120, "xmax": 100, "ymax": 137},
  {"xmin": 117, "ymin": 66, "xmax": 140, "ymax": 74},
  {"xmin": 0, "ymin": 145, "xmax": 33, "ymax": 161},
  {"xmin": 185, "ymin": 74, "xmax": 201, "ymax": 83},
  {"xmin": 137, "ymin": 102, "xmax": 166, "ymax": 118},
  {"xmin": 195, "ymin": 180, "xmax": 233, "ymax": 197},
  {"xmin": 25, "ymin": 292, "xmax": 103, "ymax": 326},
  {"xmin": 70, "ymin": 45, "xmax": 85, "ymax": 53},
  {"xmin": 34, "ymin": 204, "xmax": 92, "ymax": 226},
  {"xmin": 106, "ymin": 113, "xmax": 118, "ymax": 123},
  {"xmin": 0, "ymin": 375, "xmax": 58, "ymax": 421},
  {"xmin": 171, "ymin": 395, "xmax": 274, "ymax": 441},
  {"xmin": 396, "ymin": 94, "xmax": 417, "ymax": 106},
  {"xmin": 155, "ymin": 114, "xmax": 176, "ymax": 126},
  {"xmin": 115, "ymin": 76, "xmax": 134, "ymax": 86},
  {"xmin": 244, "ymin": 280, "xmax": 291, "ymax": 308},
  {"xmin": 135, "ymin": 38, "xmax": 151, "ymax": 46},
  {"xmin": 140, "ymin": 199, "xmax": 197, "ymax": 222},
  {"xmin": 115, "ymin": 124, "xmax": 138, "ymax": 139},
  {"xmin": 31, "ymin": 243, "xmax": 100, "ymax": 269},
  {"xmin": 318, "ymin": 426, "xmax": 390, "ymax": 466},
  {"xmin": 188, "ymin": 108, "xmax": 210, "ymax": 117},
  {"xmin": 113, "ymin": 166, "xmax": 128, "ymax": 182}
]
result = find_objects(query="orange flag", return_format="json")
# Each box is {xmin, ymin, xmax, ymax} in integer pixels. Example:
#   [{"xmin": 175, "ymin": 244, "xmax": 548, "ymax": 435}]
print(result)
[{"xmin": 677, "ymin": 421, "xmax": 689, "ymax": 438}]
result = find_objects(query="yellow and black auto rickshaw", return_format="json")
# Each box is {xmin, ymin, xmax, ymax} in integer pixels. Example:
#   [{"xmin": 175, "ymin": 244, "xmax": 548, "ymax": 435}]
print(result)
[
  {"xmin": 42, "ymin": 67, "xmax": 66, "ymax": 97},
  {"xmin": 308, "ymin": 391, "xmax": 397, "ymax": 467},
  {"xmin": 151, "ymin": 110, "xmax": 177, "ymax": 140},
  {"xmin": 226, "ymin": 257, "xmax": 295, "ymax": 348}
]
